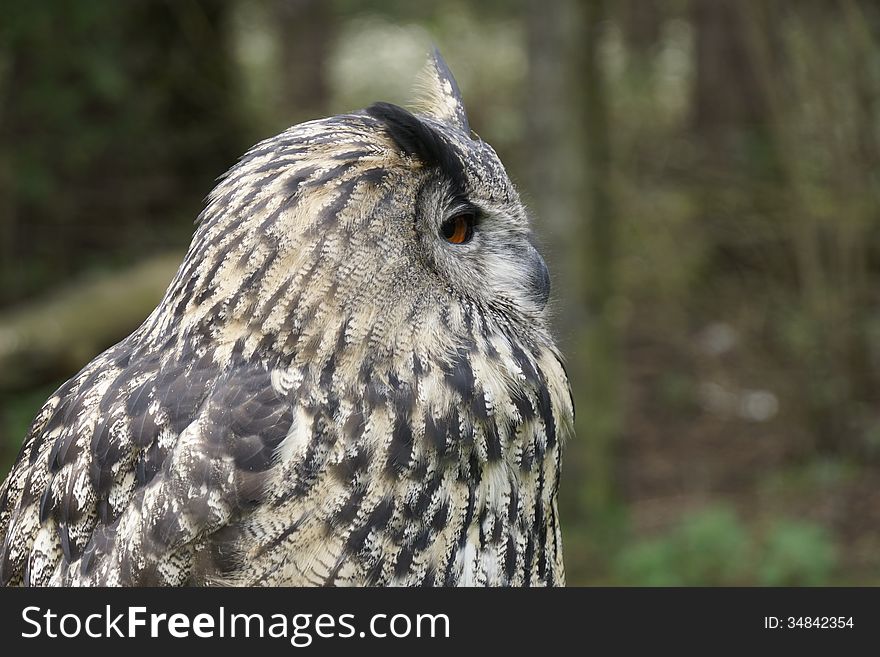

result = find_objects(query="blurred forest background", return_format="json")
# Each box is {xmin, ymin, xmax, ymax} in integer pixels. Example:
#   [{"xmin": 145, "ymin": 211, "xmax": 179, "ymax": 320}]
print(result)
[{"xmin": 1, "ymin": 0, "xmax": 879, "ymax": 586}]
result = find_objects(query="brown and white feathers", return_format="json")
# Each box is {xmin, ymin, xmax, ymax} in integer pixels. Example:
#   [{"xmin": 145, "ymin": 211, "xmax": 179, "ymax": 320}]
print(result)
[{"xmin": 0, "ymin": 52, "xmax": 573, "ymax": 587}]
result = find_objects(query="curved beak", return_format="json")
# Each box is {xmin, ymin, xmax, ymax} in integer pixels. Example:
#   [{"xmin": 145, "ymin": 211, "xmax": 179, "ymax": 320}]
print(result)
[{"xmin": 526, "ymin": 242, "xmax": 550, "ymax": 311}]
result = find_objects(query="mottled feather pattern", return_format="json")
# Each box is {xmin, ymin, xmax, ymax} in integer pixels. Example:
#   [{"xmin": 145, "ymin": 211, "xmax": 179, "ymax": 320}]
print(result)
[{"xmin": 0, "ymin": 53, "xmax": 573, "ymax": 586}]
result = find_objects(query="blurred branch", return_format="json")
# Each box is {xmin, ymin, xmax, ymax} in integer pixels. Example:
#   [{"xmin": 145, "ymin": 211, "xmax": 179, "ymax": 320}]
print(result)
[{"xmin": 0, "ymin": 252, "xmax": 181, "ymax": 391}]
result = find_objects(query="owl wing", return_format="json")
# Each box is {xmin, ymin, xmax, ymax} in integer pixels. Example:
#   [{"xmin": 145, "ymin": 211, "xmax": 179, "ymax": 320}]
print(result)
[{"xmin": 0, "ymin": 349, "xmax": 294, "ymax": 586}]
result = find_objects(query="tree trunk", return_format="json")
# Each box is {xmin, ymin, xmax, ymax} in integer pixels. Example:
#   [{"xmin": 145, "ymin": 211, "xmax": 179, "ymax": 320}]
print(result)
[
  {"xmin": 524, "ymin": 0, "xmax": 622, "ymax": 546},
  {"xmin": 272, "ymin": 0, "xmax": 333, "ymax": 123},
  {"xmin": 576, "ymin": 0, "xmax": 621, "ymax": 521}
]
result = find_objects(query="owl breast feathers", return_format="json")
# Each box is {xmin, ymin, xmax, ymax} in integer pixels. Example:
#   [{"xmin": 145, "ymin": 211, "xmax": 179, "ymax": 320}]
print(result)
[{"xmin": 0, "ymin": 52, "xmax": 573, "ymax": 587}]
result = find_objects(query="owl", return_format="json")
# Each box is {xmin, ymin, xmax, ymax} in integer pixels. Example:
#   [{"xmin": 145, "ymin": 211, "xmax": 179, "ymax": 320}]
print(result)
[{"xmin": 0, "ymin": 51, "xmax": 573, "ymax": 587}]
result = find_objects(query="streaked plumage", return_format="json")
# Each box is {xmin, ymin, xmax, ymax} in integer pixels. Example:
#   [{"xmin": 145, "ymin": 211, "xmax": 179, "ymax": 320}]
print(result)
[{"xmin": 0, "ymin": 52, "xmax": 573, "ymax": 586}]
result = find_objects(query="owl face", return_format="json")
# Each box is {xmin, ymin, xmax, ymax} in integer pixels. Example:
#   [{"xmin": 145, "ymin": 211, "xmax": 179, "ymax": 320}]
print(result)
[{"xmin": 400, "ymin": 112, "xmax": 551, "ymax": 323}]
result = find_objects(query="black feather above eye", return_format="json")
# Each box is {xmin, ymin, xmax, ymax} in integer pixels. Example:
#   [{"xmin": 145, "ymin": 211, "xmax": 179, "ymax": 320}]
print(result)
[{"xmin": 364, "ymin": 102, "xmax": 465, "ymax": 190}]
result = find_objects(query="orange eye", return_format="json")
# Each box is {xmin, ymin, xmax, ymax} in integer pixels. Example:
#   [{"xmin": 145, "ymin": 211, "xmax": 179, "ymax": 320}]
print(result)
[{"xmin": 440, "ymin": 213, "xmax": 474, "ymax": 244}]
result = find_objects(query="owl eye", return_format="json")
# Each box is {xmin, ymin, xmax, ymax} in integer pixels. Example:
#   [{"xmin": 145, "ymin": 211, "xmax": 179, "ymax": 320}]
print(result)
[{"xmin": 440, "ymin": 212, "xmax": 475, "ymax": 245}]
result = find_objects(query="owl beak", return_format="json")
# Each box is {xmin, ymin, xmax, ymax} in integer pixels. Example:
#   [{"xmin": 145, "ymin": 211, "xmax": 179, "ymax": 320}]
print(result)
[{"xmin": 527, "ymin": 243, "xmax": 551, "ymax": 311}]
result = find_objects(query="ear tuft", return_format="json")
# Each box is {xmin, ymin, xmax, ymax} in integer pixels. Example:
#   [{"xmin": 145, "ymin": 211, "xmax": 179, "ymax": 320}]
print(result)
[{"xmin": 412, "ymin": 47, "xmax": 470, "ymax": 134}]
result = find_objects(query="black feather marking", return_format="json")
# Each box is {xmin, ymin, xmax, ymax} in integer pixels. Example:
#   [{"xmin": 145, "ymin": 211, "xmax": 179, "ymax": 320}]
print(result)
[
  {"xmin": 364, "ymin": 380, "xmax": 386, "ymax": 408},
  {"xmin": 135, "ymin": 454, "xmax": 147, "ymax": 487},
  {"xmin": 357, "ymin": 166, "xmax": 389, "ymax": 188},
  {"xmin": 387, "ymin": 416, "xmax": 413, "ymax": 476},
  {"xmin": 43, "ymin": 401, "xmax": 71, "ymax": 439},
  {"xmin": 335, "ymin": 486, "xmax": 367, "ymax": 526},
  {"xmin": 319, "ymin": 353, "xmax": 336, "ymax": 389},
  {"xmin": 125, "ymin": 380, "xmax": 153, "ymax": 417},
  {"xmin": 491, "ymin": 513, "xmax": 504, "ymax": 543},
  {"xmin": 118, "ymin": 549, "xmax": 134, "ymax": 586},
  {"xmin": 346, "ymin": 497, "xmax": 394, "ymax": 553},
  {"xmin": 209, "ymin": 526, "xmax": 244, "ymax": 575},
  {"xmin": 459, "ymin": 416, "xmax": 474, "ymax": 448},
  {"xmin": 289, "ymin": 414, "xmax": 335, "ymax": 497},
  {"xmin": 90, "ymin": 421, "xmax": 122, "ymax": 497},
  {"xmin": 252, "ymin": 515, "xmax": 307, "ymax": 559},
  {"xmin": 430, "ymin": 501, "xmax": 450, "ymax": 532},
  {"xmin": 511, "ymin": 387, "xmax": 535, "ymax": 422},
  {"xmin": 58, "ymin": 522, "xmax": 78, "ymax": 563},
  {"xmin": 447, "ymin": 408, "xmax": 461, "ymax": 446},
  {"xmin": 424, "ymin": 413, "xmax": 447, "ymax": 453},
  {"xmin": 129, "ymin": 410, "xmax": 158, "ymax": 449},
  {"xmin": 537, "ymin": 382, "xmax": 557, "ymax": 448},
  {"xmin": 236, "ymin": 248, "xmax": 278, "ymax": 300},
  {"xmin": 363, "ymin": 555, "xmax": 386, "ymax": 586},
  {"xmin": 421, "ymin": 564, "xmax": 437, "ymax": 587},
  {"xmin": 38, "ymin": 486, "xmax": 54, "ymax": 523},
  {"xmin": 138, "ymin": 440, "xmax": 163, "ymax": 488},
  {"xmin": 219, "ymin": 371, "xmax": 293, "ymax": 474},
  {"xmin": 49, "ymin": 432, "xmax": 65, "ymax": 474},
  {"xmin": 90, "ymin": 417, "xmax": 112, "ymax": 461},
  {"xmin": 341, "ymin": 410, "xmax": 365, "ymax": 444},
  {"xmin": 505, "ymin": 534, "xmax": 517, "ymax": 580},
  {"xmin": 394, "ymin": 545, "xmax": 414, "ymax": 578},
  {"xmin": 149, "ymin": 503, "xmax": 184, "ymax": 548},
  {"xmin": 549, "ymin": 502, "xmax": 560, "ymax": 574},
  {"xmin": 27, "ymin": 433, "xmax": 44, "ymax": 465},
  {"xmin": 308, "ymin": 160, "xmax": 358, "ymax": 188},
  {"xmin": 0, "ymin": 535, "xmax": 16, "ymax": 586},
  {"xmin": 97, "ymin": 497, "xmax": 111, "ymax": 525},
  {"xmin": 251, "ymin": 156, "xmax": 296, "ymax": 177},
  {"xmin": 445, "ymin": 349, "xmax": 475, "ymax": 403},
  {"xmin": 484, "ymin": 417, "xmax": 502, "ymax": 461},
  {"xmin": 457, "ymin": 484, "xmax": 477, "ymax": 548},
  {"xmin": 478, "ymin": 506, "xmax": 488, "ymax": 547},
  {"xmin": 79, "ymin": 544, "xmax": 96, "ymax": 577},
  {"xmin": 392, "ymin": 380, "xmax": 415, "ymax": 415},
  {"xmin": 471, "ymin": 390, "xmax": 488, "ymax": 422},
  {"xmin": 520, "ymin": 436, "xmax": 535, "ymax": 473},
  {"xmin": 510, "ymin": 342, "xmax": 539, "ymax": 385},
  {"xmin": 160, "ymin": 362, "xmax": 215, "ymax": 434},
  {"xmin": 18, "ymin": 469, "xmax": 37, "ymax": 508},
  {"xmin": 523, "ymin": 533, "xmax": 535, "ymax": 586},
  {"xmin": 406, "ymin": 473, "xmax": 442, "ymax": 520},
  {"xmin": 535, "ymin": 466, "xmax": 547, "ymax": 579},
  {"xmin": 508, "ymin": 486, "xmax": 520, "ymax": 521},
  {"xmin": 328, "ymin": 446, "xmax": 369, "ymax": 483},
  {"xmin": 364, "ymin": 102, "xmax": 465, "ymax": 190},
  {"xmin": 233, "ymin": 470, "xmax": 268, "ymax": 509},
  {"xmin": 442, "ymin": 545, "xmax": 460, "ymax": 587},
  {"xmin": 411, "ymin": 455, "xmax": 428, "ymax": 479},
  {"xmin": 49, "ymin": 429, "xmax": 80, "ymax": 474},
  {"xmin": 59, "ymin": 472, "xmax": 84, "ymax": 526},
  {"xmin": 230, "ymin": 433, "xmax": 277, "ymax": 473}
]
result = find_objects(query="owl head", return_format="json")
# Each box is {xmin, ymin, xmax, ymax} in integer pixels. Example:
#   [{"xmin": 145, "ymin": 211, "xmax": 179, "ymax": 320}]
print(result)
[{"xmin": 152, "ymin": 51, "xmax": 556, "ymax": 379}]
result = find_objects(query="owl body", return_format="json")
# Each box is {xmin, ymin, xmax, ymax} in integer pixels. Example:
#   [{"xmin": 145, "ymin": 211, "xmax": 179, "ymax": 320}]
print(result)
[{"xmin": 0, "ymin": 53, "xmax": 573, "ymax": 586}]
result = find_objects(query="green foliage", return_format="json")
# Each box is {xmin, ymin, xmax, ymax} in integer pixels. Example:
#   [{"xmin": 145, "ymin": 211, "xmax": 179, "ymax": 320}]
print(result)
[
  {"xmin": 614, "ymin": 507, "xmax": 750, "ymax": 586},
  {"xmin": 758, "ymin": 521, "xmax": 837, "ymax": 586},
  {"xmin": 613, "ymin": 506, "xmax": 838, "ymax": 586}
]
